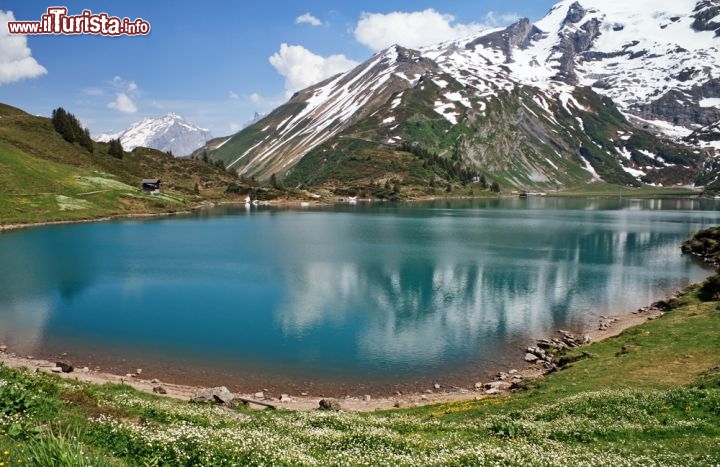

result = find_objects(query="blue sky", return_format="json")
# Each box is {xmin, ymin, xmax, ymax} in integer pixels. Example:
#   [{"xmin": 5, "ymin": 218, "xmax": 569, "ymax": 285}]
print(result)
[{"xmin": 0, "ymin": 1, "xmax": 557, "ymax": 137}]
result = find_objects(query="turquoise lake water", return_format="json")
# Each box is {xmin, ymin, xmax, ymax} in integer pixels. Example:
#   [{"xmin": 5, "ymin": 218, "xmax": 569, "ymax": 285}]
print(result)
[{"xmin": 1, "ymin": 197, "xmax": 719, "ymax": 393}]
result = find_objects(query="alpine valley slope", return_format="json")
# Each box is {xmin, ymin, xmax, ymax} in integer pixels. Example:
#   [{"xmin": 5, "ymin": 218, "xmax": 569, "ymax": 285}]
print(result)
[
  {"xmin": 0, "ymin": 103, "xmax": 241, "ymax": 225},
  {"xmin": 97, "ymin": 113, "xmax": 213, "ymax": 158},
  {"xmin": 212, "ymin": 0, "xmax": 720, "ymax": 192}
]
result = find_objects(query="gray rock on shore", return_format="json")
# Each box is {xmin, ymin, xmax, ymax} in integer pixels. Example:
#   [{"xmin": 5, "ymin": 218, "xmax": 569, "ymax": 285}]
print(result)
[
  {"xmin": 485, "ymin": 381, "xmax": 512, "ymax": 391},
  {"xmin": 55, "ymin": 361, "xmax": 74, "ymax": 373},
  {"xmin": 193, "ymin": 386, "xmax": 235, "ymax": 406},
  {"xmin": 318, "ymin": 398, "xmax": 342, "ymax": 411}
]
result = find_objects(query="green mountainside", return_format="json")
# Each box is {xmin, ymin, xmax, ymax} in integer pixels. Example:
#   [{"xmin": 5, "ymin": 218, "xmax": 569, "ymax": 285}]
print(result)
[
  {"xmin": 0, "ymin": 104, "xmax": 247, "ymax": 225},
  {"xmin": 209, "ymin": 49, "xmax": 709, "ymax": 196},
  {"xmin": 207, "ymin": 0, "xmax": 720, "ymax": 196}
]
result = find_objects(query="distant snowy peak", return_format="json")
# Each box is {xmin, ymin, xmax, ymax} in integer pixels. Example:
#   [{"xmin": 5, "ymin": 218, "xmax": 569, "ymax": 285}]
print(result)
[
  {"xmin": 95, "ymin": 129, "xmax": 121, "ymax": 142},
  {"xmin": 96, "ymin": 113, "xmax": 212, "ymax": 157}
]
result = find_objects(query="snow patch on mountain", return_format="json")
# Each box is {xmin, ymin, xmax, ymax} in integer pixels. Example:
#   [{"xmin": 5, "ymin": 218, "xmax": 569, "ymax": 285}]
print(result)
[
  {"xmin": 701, "ymin": 98, "xmax": 720, "ymax": 108},
  {"xmin": 228, "ymin": 45, "xmax": 433, "ymax": 174}
]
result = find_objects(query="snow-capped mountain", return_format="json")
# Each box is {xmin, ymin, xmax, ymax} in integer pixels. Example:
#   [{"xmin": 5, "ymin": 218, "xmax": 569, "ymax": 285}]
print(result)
[
  {"xmin": 459, "ymin": 0, "xmax": 720, "ymax": 138},
  {"xmin": 211, "ymin": 0, "xmax": 720, "ymax": 191},
  {"xmin": 97, "ymin": 113, "xmax": 213, "ymax": 157}
]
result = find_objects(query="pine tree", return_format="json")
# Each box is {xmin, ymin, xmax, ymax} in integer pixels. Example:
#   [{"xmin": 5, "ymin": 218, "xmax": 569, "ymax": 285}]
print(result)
[
  {"xmin": 80, "ymin": 128, "xmax": 94, "ymax": 153},
  {"xmin": 107, "ymin": 138, "xmax": 124, "ymax": 159},
  {"xmin": 51, "ymin": 107, "xmax": 94, "ymax": 154}
]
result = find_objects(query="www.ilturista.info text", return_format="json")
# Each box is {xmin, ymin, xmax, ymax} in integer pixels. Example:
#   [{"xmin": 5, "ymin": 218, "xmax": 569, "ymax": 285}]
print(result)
[{"xmin": 7, "ymin": 7, "xmax": 150, "ymax": 36}]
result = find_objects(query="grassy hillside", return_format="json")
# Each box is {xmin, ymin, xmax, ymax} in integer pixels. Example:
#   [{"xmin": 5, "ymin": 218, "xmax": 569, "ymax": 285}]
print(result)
[
  {"xmin": 0, "ymin": 103, "xmax": 253, "ymax": 225},
  {"xmin": 284, "ymin": 138, "xmax": 497, "ymax": 198},
  {"xmin": 1, "ymin": 237, "xmax": 718, "ymax": 465}
]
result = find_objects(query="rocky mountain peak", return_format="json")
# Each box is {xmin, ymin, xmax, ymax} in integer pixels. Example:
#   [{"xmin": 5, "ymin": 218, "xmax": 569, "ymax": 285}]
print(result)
[
  {"xmin": 553, "ymin": 15, "xmax": 602, "ymax": 84},
  {"xmin": 692, "ymin": 0, "xmax": 720, "ymax": 34},
  {"xmin": 563, "ymin": 1, "xmax": 587, "ymax": 24},
  {"xmin": 466, "ymin": 18, "xmax": 544, "ymax": 63}
]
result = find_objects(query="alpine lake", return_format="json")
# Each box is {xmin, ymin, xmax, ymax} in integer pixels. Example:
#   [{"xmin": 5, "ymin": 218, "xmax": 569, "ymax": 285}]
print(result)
[{"xmin": 1, "ymin": 197, "xmax": 719, "ymax": 395}]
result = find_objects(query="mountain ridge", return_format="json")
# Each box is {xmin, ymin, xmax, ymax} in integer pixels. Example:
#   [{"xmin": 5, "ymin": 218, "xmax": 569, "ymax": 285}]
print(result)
[{"xmin": 210, "ymin": 0, "xmax": 720, "ymax": 193}]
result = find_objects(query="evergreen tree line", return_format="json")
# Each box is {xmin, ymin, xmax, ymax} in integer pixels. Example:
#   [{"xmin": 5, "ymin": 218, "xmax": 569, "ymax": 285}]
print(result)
[
  {"xmin": 193, "ymin": 148, "xmax": 242, "ymax": 176},
  {"xmin": 196, "ymin": 149, "xmax": 234, "ymax": 172},
  {"xmin": 399, "ymin": 141, "xmax": 480, "ymax": 185},
  {"xmin": 51, "ymin": 107, "xmax": 94, "ymax": 153}
]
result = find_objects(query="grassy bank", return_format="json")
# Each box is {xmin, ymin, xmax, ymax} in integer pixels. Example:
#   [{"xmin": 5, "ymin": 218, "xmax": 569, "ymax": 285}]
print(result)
[
  {"xmin": 1, "ymin": 274, "xmax": 718, "ymax": 465},
  {"xmin": 557, "ymin": 182, "xmax": 701, "ymax": 198}
]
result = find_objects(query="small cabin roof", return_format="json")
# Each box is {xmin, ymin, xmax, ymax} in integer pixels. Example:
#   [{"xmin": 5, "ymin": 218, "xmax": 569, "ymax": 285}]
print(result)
[{"xmin": 142, "ymin": 179, "xmax": 161, "ymax": 184}]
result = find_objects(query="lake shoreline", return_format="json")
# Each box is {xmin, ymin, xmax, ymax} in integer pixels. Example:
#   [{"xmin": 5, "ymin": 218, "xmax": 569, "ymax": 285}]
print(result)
[
  {"xmin": 0, "ymin": 209, "xmax": 194, "ymax": 233},
  {"xmin": 0, "ymin": 189, "xmax": 705, "ymax": 233},
  {"xmin": 0, "ymin": 292, "xmax": 668, "ymax": 412}
]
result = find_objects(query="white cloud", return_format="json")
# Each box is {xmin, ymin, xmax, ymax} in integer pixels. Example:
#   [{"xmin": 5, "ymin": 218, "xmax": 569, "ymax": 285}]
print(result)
[
  {"xmin": 295, "ymin": 13, "xmax": 322, "ymax": 26},
  {"xmin": 229, "ymin": 122, "xmax": 242, "ymax": 132},
  {"xmin": 354, "ymin": 8, "xmax": 491, "ymax": 51},
  {"xmin": 0, "ymin": 10, "xmax": 47, "ymax": 85},
  {"xmin": 111, "ymin": 76, "xmax": 138, "ymax": 93},
  {"xmin": 228, "ymin": 90, "xmax": 239, "ymax": 100},
  {"xmin": 269, "ymin": 43, "xmax": 358, "ymax": 98},
  {"xmin": 107, "ymin": 93, "xmax": 137, "ymax": 113},
  {"xmin": 107, "ymin": 76, "xmax": 139, "ymax": 113},
  {"xmin": 249, "ymin": 92, "xmax": 262, "ymax": 104},
  {"xmin": 484, "ymin": 11, "xmax": 520, "ymax": 27}
]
